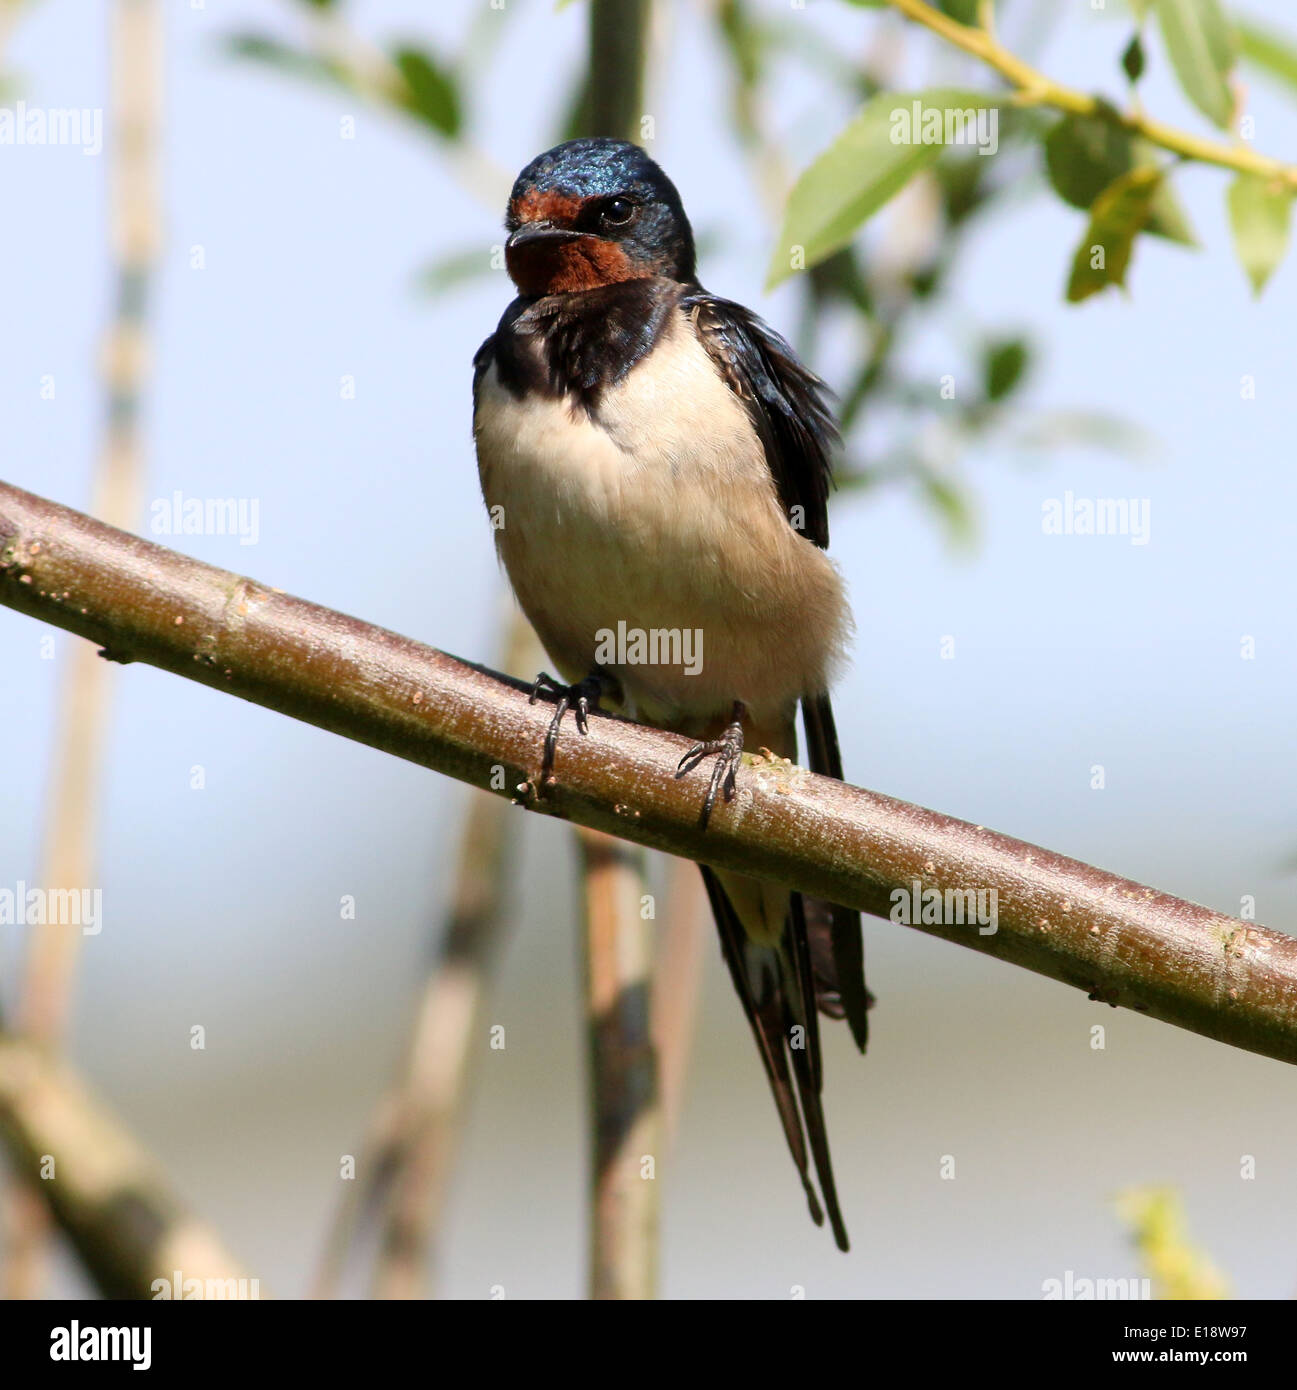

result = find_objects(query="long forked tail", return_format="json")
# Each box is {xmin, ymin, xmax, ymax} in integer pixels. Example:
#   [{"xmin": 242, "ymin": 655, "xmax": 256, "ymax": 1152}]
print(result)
[
  {"xmin": 699, "ymin": 865, "xmax": 851, "ymax": 1252},
  {"xmin": 801, "ymin": 691, "xmax": 871, "ymax": 1051}
]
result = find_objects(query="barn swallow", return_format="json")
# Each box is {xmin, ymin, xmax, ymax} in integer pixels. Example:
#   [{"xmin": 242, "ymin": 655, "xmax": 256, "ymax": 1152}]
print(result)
[{"xmin": 472, "ymin": 138, "xmax": 870, "ymax": 1251}]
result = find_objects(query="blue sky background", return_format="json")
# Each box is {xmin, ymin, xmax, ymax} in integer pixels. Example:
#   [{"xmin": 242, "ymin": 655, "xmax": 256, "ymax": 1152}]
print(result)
[{"xmin": 1, "ymin": 0, "xmax": 1295, "ymax": 1298}]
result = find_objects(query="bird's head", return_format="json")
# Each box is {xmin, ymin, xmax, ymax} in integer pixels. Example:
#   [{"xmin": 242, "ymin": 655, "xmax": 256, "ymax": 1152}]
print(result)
[{"xmin": 503, "ymin": 138, "xmax": 696, "ymax": 297}]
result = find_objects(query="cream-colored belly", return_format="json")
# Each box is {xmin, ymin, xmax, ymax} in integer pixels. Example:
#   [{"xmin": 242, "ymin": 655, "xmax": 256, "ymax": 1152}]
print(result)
[{"xmin": 474, "ymin": 315, "xmax": 850, "ymax": 727}]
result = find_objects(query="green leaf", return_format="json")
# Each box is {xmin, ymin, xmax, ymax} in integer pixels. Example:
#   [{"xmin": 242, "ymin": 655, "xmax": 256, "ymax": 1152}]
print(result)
[
  {"xmin": 1044, "ymin": 114, "xmax": 1195, "ymax": 245},
  {"xmin": 1045, "ymin": 111, "xmax": 1133, "ymax": 209},
  {"xmin": 225, "ymin": 34, "xmax": 350, "ymax": 91},
  {"xmin": 1011, "ymin": 409, "xmax": 1154, "ymax": 460},
  {"xmin": 1066, "ymin": 165, "xmax": 1162, "ymax": 302},
  {"xmin": 1154, "ymin": 0, "xmax": 1236, "ymax": 128},
  {"xmin": 717, "ymin": 0, "xmax": 764, "ymax": 90},
  {"xmin": 1122, "ymin": 32, "xmax": 1146, "ymax": 83},
  {"xmin": 1235, "ymin": 19, "xmax": 1297, "ymax": 95},
  {"xmin": 807, "ymin": 247, "xmax": 874, "ymax": 316},
  {"xmin": 918, "ymin": 473, "xmax": 977, "ymax": 549},
  {"xmin": 392, "ymin": 46, "xmax": 461, "ymax": 137},
  {"xmin": 415, "ymin": 246, "xmax": 498, "ymax": 295},
  {"xmin": 1226, "ymin": 173, "xmax": 1293, "ymax": 295},
  {"xmin": 938, "ymin": 0, "xmax": 979, "ymax": 22},
  {"xmin": 768, "ymin": 89, "xmax": 997, "ymax": 289},
  {"xmin": 983, "ymin": 337, "xmax": 1030, "ymax": 402},
  {"xmin": 1133, "ymin": 139, "xmax": 1197, "ymax": 245}
]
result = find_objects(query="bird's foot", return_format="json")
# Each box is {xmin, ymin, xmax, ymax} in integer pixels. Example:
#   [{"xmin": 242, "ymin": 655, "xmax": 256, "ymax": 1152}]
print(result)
[
  {"xmin": 675, "ymin": 700, "xmax": 746, "ymax": 829},
  {"xmin": 529, "ymin": 671, "xmax": 604, "ymax": 785}
]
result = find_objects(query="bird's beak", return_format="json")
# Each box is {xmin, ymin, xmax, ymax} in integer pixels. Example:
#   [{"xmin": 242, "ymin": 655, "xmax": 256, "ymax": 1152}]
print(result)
[{"xmin": 506, "ymin": 221, "xmax": 583, "ymax": 250}]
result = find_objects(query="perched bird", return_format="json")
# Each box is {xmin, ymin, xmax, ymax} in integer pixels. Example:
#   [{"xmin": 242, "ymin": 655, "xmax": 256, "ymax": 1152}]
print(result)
[{"xmin": 472, "ymin": 138, "xmax": 870, "ymax": 1250}]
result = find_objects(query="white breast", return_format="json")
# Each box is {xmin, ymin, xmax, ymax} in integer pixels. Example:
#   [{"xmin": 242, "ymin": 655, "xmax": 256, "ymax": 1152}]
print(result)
[{"xmin": 473, "ymin": 310, "xmax": 850, "ymax": 727}]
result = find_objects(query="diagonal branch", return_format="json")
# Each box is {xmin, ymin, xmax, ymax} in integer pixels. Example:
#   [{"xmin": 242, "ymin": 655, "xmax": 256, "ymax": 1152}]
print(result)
[
  {"xmin": 2, "ymin": 477, "xmax": 1295, "ymax": 1065},
  {"xmin": 0, "ymin": 1033, "xmax": 257, "ymax": 1300}
]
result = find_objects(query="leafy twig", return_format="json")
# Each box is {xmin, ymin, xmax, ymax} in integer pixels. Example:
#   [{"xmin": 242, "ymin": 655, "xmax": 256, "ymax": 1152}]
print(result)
[{"xmin": 884, "ymin": 0, "xmax": 1297, "ymax": 189}]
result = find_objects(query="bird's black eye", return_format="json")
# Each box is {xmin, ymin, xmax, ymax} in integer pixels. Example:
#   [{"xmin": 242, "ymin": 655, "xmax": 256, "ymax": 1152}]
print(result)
[{"xmin": 599, "ymin": 197, "xmax": 637, "ymax": 229}]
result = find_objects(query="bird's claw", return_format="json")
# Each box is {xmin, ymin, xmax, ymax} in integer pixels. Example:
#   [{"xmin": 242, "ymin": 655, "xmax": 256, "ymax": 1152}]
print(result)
[
  {"xmin": 675, "ymin": 701, "xmax": 746, "ymax": 829},
  {"xmin": 529, "ymin": 671, "xmax": 603, "ymax": 784}
]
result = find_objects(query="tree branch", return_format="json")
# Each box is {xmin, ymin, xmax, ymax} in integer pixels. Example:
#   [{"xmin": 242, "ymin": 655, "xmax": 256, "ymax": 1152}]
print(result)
[
  {"xmin": 0, "ymin": 1034, "xmax": 256, "ymax": 1300},
  {"xmin": 2, "ymin": 478, "xmax": 1295, "ymax": 1064}
]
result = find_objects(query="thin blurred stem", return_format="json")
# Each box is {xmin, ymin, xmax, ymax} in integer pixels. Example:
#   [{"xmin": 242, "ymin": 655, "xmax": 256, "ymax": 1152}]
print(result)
[
  {"xmin": 0, "ymin": 0, "xmax": 26, "ymax": 56},
  {"xmin": 4, "ymin": 0, "xmax": 159, "ymax": 1300},
  {"xmin": 578, "ymin": 829, "xmax": 659, "ymax": 1301},
  {"xmin": 20, "ymin": 0, "xmax": 158, "ymax": 1046},
  {"xmin": 312, "ymin": 610, "xmax": 540, "ymax": 1301},
  {"xmin": 708, "ymin": 0, "xmax": 792, "ymax": 220},
  {"xmin": 588, "ymin": 0, "xmax": 651, "ymax": 141},
  {"xmin": 373, "ymin": 614, "xmax": 540, "ymax": 1300}
]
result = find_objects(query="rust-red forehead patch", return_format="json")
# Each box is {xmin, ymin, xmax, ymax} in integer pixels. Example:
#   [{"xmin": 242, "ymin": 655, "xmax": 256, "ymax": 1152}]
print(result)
[{"xmin": 509, "ymin": 188, "xmax": 587, "ymax": 227}]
